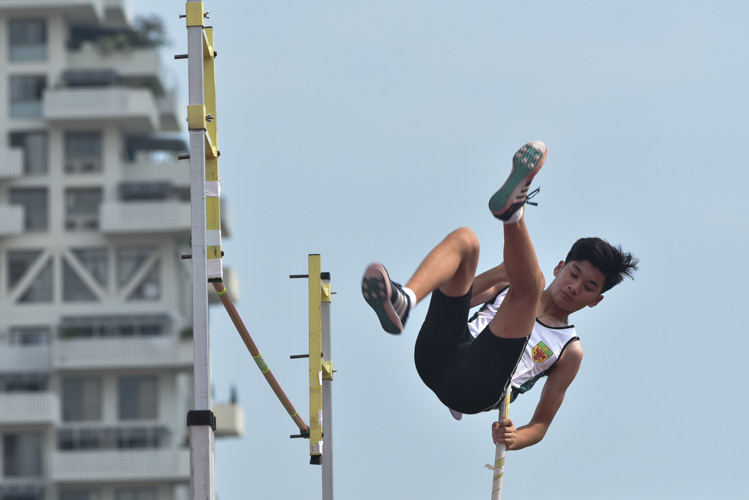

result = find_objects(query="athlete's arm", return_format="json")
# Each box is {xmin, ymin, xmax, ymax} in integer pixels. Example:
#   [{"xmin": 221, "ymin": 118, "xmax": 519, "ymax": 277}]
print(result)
[
  {"xmin": 493, "ymin": 341, "xmax": 583, "ymax": 450},
  {"xmin": 471, "ymin": 263, "xmax": 509, "ymax": 307}
]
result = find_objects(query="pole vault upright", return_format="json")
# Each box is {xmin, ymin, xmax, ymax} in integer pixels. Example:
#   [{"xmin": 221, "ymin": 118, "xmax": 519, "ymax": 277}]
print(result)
[
  {"xmin": 182, "ymin": 2, "xmax": 220, "ymax": 499},
  {"xmin": 291, "ymin": 254, "xmax": 334, "ymax": 499}
]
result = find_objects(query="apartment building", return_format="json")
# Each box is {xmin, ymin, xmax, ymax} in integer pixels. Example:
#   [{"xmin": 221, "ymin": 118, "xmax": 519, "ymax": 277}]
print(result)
[{"xmin": 0, "ymin": 1, "xmax": 238, "ymax": 499}]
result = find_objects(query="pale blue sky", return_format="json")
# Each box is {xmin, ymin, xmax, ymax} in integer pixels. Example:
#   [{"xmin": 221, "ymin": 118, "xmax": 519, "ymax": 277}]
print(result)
[{"xmin": 133, "ymin": 1, "xmax": 748, "ymax": 498}]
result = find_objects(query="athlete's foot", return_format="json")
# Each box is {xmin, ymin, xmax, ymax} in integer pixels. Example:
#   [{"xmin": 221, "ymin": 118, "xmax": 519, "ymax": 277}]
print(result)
[
  {"xmin": 489, "ymin": 141, "xmax": 547, "ymax": 221},
  {"xmin": 361, "ymin": 263, "xmax": 411, "ymax": 334}
]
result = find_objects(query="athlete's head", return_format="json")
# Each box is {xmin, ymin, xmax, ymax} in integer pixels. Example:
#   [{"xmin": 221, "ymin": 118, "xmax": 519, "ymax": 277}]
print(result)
[{"xmin": 564, "ymin": 237, "xmax": 638, "ymax": 294}]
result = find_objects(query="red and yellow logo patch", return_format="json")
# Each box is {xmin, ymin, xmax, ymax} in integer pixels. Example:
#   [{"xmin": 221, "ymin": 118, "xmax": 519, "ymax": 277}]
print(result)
[{"xmin": 532, "ymin": 341, "xmax": 554, "ymax": 363}]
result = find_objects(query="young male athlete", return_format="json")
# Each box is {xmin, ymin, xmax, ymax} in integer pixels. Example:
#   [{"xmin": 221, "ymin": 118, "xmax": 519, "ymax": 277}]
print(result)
[{"xmin": 361, "ymin": 141, "xmax": 638, "ymax": 451}]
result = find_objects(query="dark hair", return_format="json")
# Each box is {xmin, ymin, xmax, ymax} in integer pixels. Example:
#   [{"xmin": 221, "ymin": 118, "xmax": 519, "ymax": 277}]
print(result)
[{"xmin": 564, "ymin": 237, "xmax": 639, "ymax": 293}]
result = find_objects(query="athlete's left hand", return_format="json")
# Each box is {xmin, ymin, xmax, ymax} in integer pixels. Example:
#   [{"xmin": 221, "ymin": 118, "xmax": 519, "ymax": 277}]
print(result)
[{"xmin": 492, "ymin": 419, "xmax": 517, "ymax": 449}]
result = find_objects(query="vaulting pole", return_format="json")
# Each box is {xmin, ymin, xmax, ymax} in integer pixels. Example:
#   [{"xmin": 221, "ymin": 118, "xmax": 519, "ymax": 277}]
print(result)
[
  {"xmin": 212, "ymin": 282, "xmax": 310, "ymax": 434},
  {"xmin": 489, "ymin": 392, "xmax": 511, "ymax": 500}
]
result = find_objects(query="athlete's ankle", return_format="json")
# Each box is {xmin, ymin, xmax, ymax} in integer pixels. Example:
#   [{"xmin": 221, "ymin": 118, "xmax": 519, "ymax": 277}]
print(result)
[{"xmin": 401, "ymin": 286, "xmax": 417, "ymax": 310}]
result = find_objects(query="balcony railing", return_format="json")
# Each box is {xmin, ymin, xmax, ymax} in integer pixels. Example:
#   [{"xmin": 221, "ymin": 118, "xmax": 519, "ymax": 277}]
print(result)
[
  {"xmin": 0, "ymin": 345, "xmax": 51, "ymax": 372},
  {"xmin": 51, "ymin": 448, "xmax": 189, "ymax": 482},
  {"xmin": 43, "ymin": 87, "xmax": 160, "ymax": 132},
  {"xmin": 99, "ymin": 201, "xmax": 191, "ymax": 233},
  {"xmin": 0, "ymin": 148, "xmax": 23, "ymax": 179},
  {"xmin": 121, "ymin": 160, "xmax": 189, "ymax": 185},
  {"xmin": 67, "ymin": 44, "xmax": 161, "ymax": 78},
  {"xmin": 0, "ymin": 0, "xmax": 107, "ymax": 23},
  {"xmin": 0, "ymin": 393, "xmax": 59, "ymax": 425},
  {"xmin": 54, "ymin": 337, "xmax": 193, "ymax": 370}
]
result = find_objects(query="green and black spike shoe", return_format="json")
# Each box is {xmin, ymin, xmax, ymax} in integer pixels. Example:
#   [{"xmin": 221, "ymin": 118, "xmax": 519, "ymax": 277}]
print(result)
[
  {"xmin": 361, "ymin": 263, "xmax": 410, "ymax": 334},
  {"xmin": 489, "ymin": 141, "xmax": 547, "ymax": 221}
]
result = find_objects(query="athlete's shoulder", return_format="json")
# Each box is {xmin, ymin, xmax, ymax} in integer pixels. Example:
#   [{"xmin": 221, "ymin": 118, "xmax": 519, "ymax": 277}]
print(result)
[{"xmin": 559, "ymin": 339, "xmax": 583, "ymax": 365}]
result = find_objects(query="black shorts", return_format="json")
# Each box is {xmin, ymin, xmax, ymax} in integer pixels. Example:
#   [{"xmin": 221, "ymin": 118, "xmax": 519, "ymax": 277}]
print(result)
[{"xmin": 413, "ymin": 288, "xmax": 528, "ymax": 414}]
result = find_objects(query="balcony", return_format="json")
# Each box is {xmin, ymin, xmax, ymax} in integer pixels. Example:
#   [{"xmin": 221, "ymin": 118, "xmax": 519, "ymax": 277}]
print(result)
[
  {"xmin": 43, "ymin": 87, "xmax": 160, "ymax": 132},
  {"xmin": 100, "ymin": 201, "xmax": 191, "ymax": 233},
  {"xmin": 0, "ymin": 345, "xmax": 51, "ymax": 372},
  {"xmin": 0, "ymin": 148, "xmax": 24, "ymax": 179},
  {"xmin": 54, "ymin": 337, "xmax": 193, "ymax": 370},
  {"xmin": 0, "ymin": 0, "xmax": 106, "ymax": 23},
  {"xmin": 51, "ymin": 448, "xmax": 189, "ymax": 482},
  {"xmin": 0, "ymin": 393, "xmax": 59, "ymax": 425},
  {"xmin": 67, "ymin": 43, "xmax": 161, "ymax": 79},
  {"xmin": 157, "ymin": 88, "xmax": 181, "ymax": 132},
  {"xmin": 122, "ymin": 160, "xmax": 189, "ymax": 185}
]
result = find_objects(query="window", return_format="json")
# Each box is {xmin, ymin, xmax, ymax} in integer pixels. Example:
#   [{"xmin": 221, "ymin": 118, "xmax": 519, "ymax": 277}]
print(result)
[
  {"xmin": 18, "ymin": 260, "xmax": 52, "ymax": 303},
  {"xmin": 62, "ymin": 378, "xmax": 102, "ymax": 421},
  {"xmin": 3, "ymin": 433, "xmax": 42, "ymax": 477},
  {"xmin": 57, "ymin": 426, "xmax": 167, "ymax": 451},
  {"xmin": 9, "ymin": 131, "xmax": 48, "ymax": 175},
  {"xmin": 115, "ymin": 489, "xmax": 155, "ymax": 500},
  {"xmin": 59, "ymin": 315, "xmax": 166, "ymax": 339},
  {"xmin": 119, "ymin": 182, "xmax": 172, "ymax": 201},
  {"xmin": 129, "ymin": 262, "xmax": 161, "ymax": 300},
  {"xmin": 9, "ymin": 20, "xmax": 46, "ymax": 61},
  {"xmin": 8, "ymin": 250, "xmax": 42, "ymax": 289},
  {"xmin": 65, "ymin": 188, "xmax": 102, "ymax": 230},
  {"xmin": 59, "ymin": 490, "xmax": 98, "ymax": 500},
  {"xmin": 9, "ymin": 188, "xmax": 47, "ymax": 231},
  {"xmin": 71, "ymin": 249, "xmax": 108, "ymax": 286},
  {"xmin": 118, "ymin": 376, "xmax": 157, "ymax": 420},
  {"xmin": 63, "ymin": 260, "xmax": 96, "ymax": 302},
  {"xmin": 116, "ymin": 247, "xmax": 153, "ymax": 286},
  {"xmin": 0, "ymin": 485, "xmax": 44, "ymax": 500},
  {"xmin": 10, "ymin": 76, "xmax": 46, "ymax": 118},
  {"xmin": 1, "ymin": 373, "xmax": 47, "ymax": 392},
  {"xmin": 9, "ymin": 326, "xmax": 50, "ymax": 345},
  {"xmin": 65, "ymin": 132, "xmax": 102, "ymax": 173}
]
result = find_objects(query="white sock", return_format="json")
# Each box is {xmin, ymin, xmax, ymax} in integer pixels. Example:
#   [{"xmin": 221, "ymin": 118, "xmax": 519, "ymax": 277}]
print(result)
[
  {"xmin": 503, "ymin": 206, "xmax": 524, "ymax": 225},
  {"xmin": 402, "ymin": 286, "xmax": 417, "ymax": 310}
]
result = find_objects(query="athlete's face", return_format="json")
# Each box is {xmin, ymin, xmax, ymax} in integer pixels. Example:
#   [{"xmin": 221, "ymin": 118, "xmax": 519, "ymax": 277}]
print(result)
[{"xmin": 549, "ymin": 260, "xmax": 605, "ymax": 313}]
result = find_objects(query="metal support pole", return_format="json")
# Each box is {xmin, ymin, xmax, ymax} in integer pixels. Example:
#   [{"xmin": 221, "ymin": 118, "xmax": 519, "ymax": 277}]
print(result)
[
  {"xmin": 185, "ymin": 2, "xmax": 215, "ymax": 499},
  {"xmin": 321, "ymin": 271, "xmax": 334, "ymax": 500}
]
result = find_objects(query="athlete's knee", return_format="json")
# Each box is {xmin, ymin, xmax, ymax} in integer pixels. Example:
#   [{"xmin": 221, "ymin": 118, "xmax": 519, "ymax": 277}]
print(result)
[
  {"xmin": 510, "ymin": 269, "xmax": 545, "ymax": 299},
  {"xmin": 447, "ymin": 227, "xmax": 480, "ymax": 261}
]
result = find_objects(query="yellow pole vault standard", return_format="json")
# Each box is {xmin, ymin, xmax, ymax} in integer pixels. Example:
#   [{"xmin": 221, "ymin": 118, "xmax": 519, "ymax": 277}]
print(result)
[
  {"xmin": 202, "ymin": 25, "xmax": 222, "ymax": 281},
  {"xmin": 487, "ymin": 392, "xmax": 511, "ymax": 500},
  {"xmin": 308, "ymin": 254, "xmax": 327, "ymax": 464},
  {"xmin": 212, "ymin": 282, "xmax": 310, "ymax": 434}
]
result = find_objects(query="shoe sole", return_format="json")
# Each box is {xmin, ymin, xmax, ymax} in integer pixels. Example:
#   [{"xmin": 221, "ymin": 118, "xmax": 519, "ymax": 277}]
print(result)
[
  {"xmin": 361, "ymin": 263, "xmax": 403, "ymax": 334},
  {"xmin": 489, "ymin": 141, "xmax": 547, "ymax": 218}
]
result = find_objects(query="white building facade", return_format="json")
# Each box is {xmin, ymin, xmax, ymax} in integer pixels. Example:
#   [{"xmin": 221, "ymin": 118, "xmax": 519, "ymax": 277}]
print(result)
[{"xmin": 0, "ymin": 2, "xmax": 237, "ymax": 499}]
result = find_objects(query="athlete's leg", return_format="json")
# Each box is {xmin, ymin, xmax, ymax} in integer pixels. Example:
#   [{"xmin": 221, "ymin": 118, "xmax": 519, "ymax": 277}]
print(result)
[
  {"xmin": 486, "ymin": 141, "xmax": 547, "ymax": 340},
  {"xmin": 362, "ymin": 227, "xmax": 479, "ymax": 334},
  {"xmin": 405, "ymin": 226, "xmax": 480, "ymax": 301},
  {"xmin": 488, "ymin": 217, "xmax": 545, "ymax": 339}
]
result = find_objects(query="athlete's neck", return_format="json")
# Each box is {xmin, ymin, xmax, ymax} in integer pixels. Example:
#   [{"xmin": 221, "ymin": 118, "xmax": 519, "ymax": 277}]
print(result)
[{"xmin": 536, "ymin": 290, "xmax": 569, "ymax": 326}]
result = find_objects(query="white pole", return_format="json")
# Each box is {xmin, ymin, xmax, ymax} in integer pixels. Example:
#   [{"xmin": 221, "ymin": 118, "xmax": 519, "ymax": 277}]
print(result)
[
  {"xmin": 489, "ymin": 392, "xmax": 511, "ymax": 500},
  {"xmin": 185, "ymin": 2, "xmax": 215, "ymax": 499},
  {"xmin": 321, "ymin": 272, "xmax": 334, "ymax": 500}
]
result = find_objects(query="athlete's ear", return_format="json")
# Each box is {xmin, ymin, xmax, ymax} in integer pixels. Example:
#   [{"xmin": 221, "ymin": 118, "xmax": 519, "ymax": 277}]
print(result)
[
  {"xmin": 588, "ymin": 295, "xmax": 604, "ymax": 308},
  {"xmin": 553, "ymin": 261, "xmax": 565, "ymax": 276}
]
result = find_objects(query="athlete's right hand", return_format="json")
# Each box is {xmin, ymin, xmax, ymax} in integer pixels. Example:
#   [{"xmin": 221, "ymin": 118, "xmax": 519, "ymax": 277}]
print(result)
[{"xmin": 492, "ymin": 419, "xmax": 517, "ymax": 449}]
